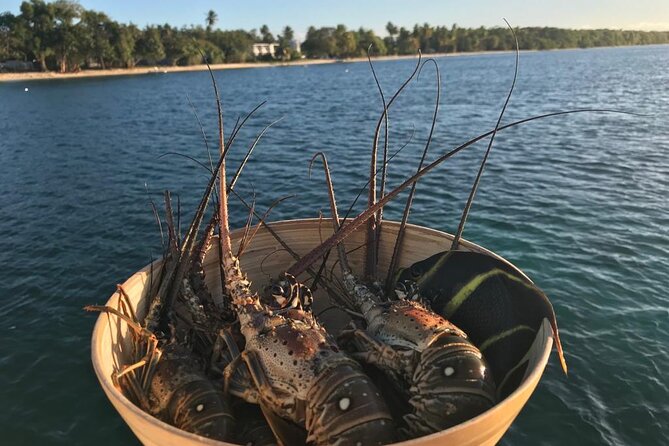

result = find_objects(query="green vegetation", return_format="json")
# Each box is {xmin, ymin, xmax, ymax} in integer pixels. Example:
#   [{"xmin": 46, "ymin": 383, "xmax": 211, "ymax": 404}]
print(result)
[
  {"xmin": 1, "ymin": 1, "xmax": 668, "ymax": 72},
  {"xmin": 0, "ymin": 0, "xmax": 273, "ymax": 71},
  {"xmin": 304, "ymin": 22, "xmax": 669, "ymax": 58}
]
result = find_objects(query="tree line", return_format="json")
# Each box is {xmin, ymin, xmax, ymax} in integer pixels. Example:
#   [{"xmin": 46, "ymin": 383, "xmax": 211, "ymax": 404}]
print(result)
[
  {"xmin": 1, "ymin": 0, "xmax": 668, "ymax": 72},
  {"xmin": 0, "ymin": 0, "xmax": 298, "ymax": 72},
  {"xmin": 305, "ymin": 22, "xmax": 669, "ymax": 58}
]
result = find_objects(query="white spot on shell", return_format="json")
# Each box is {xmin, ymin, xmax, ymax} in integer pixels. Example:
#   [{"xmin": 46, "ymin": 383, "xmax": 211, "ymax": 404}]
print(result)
[
  {"xmin": 339, "ymin": 397, "xmax": 351, "ymax": 411},
  {"xmin": 196, "ymin": 404, "xmax": 204, "ymax": 412},
  {"xmin": 444, "ymin": 366, "xmax": 455, "ymax": 377}
]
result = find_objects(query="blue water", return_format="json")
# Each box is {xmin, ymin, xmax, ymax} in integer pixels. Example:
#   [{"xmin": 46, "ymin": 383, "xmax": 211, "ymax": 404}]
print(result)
[{"xmin": 1, "ymin": 45, "xmax": 668, "ymax": 445}]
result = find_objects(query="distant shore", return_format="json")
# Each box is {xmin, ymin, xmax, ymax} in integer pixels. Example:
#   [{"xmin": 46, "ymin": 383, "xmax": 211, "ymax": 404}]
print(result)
[{"xmin": 0, "ymin": 51, "xmax": 517, "ymax": 83}]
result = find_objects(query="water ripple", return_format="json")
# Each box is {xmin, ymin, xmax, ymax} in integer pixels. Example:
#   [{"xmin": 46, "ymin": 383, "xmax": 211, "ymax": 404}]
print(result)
[{"xmin": 1, "ymin": 45, "xmax": 668, "ymax": 444}]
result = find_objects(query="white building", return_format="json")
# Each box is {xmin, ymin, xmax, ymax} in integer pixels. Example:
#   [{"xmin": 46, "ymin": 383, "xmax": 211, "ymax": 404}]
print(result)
[{"xmin": 252, "ymin": 43, "xmax": 280, "ymax": 58}]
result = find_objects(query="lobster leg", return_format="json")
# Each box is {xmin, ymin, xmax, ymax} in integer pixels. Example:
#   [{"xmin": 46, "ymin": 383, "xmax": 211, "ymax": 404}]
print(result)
[
  {"xmin": 340, "ymin": 329, "xmax": 402, "ymax": 369},
  {"xmin": 223, "ymin": 355, "xmax": 260, "ymax": 404},
  {"xmin": 218, "ymin": 326, "xmax": 241, "ymax": 358},
  {"xmin": 242, "ymin": 350, "xmax": 309, "ymax": 446},
  {"xmin": 216, "ymin": 327, "xmax": 260, "ymax": 404},
  {"xmin": 219, "ymin": 337, "xmax": 307, "ymax": 446},
  {"xmin": 340, "ymin": 328, "xmax": 416, "ymax": 384}
]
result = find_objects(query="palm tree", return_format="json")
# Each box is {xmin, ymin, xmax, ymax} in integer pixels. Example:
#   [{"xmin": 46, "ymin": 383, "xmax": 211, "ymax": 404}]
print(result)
[
  {"xmin": 386, "ymin": 21, "xmax": 398, "ymax": 39},
  {"xmin": 205, "ymin": 10, "xmax": 217, "ymax": 33}
]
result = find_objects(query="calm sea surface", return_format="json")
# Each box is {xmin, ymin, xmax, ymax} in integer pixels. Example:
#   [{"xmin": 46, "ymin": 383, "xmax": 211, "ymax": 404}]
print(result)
[{"xmin": 1, "ymin": 45, "xmax": 668, "ymax": 445}]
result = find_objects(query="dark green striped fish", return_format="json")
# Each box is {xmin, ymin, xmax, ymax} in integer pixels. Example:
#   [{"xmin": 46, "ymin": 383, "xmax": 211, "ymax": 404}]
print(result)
[{"xmin": 395, "ymin": 250, "xmax": 566, "ymax": 399}]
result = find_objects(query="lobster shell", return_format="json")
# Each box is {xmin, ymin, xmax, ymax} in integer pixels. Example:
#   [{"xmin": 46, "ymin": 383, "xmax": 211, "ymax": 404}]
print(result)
[{"xmin": 91, "ymin": 219, "xmax": 554, "ymax": 446}]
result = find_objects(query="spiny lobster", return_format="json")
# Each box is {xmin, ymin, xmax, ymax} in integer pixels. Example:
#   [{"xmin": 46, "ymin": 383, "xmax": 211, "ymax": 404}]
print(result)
[
  {"xmin": 86, "ymin": 190, "xmax": 237, "ymax": 441},
  {"xmin": 302, "ymin": 152, "xmax": 496, "ymax": 438},
  {"xmin": 393, "ymin": 25, "xmax": 567, "ymax": 399},
  {"xmin": 85, "ymin": 102, "xmax": 281, "ymax": 442},
  {"xmin": 281, "ymin": 37, "xmax": 630, "ymax": 438},
  {"xmin": 202, "ymin": 66, "xmax": 398, "ymax": 445}
]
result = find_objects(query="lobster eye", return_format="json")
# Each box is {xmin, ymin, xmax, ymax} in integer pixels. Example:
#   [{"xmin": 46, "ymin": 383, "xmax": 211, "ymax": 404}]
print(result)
[
  {"xmin": 270, "ymin": 284, "xmax": 284, "ymax": 297},
  {"xmin": 410, "ymin": 265, "xmax": 422, "ymax": 278}
]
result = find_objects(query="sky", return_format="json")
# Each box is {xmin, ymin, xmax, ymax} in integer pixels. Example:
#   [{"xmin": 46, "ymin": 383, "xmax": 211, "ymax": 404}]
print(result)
[{"xmin": 2, "ymin": 0, "xmax": 669, "ymax": 39}]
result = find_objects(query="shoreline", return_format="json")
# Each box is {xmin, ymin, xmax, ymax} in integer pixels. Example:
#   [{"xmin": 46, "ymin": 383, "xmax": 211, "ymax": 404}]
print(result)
[
  {"xmin": 2, "ymin": 43, "xmax": 664, "ymax": 83},
  {"xmin": 0, "ymin": 51, "xmax": 519, "ymax": 83}
]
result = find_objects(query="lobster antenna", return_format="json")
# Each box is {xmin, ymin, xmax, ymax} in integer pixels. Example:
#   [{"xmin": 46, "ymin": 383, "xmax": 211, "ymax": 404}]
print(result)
[
  {"xmin": 192, "ymin": 213, "xmax": 218, "ymax": 285},
  {"xmin": 168, "ymin": 107, "xmax": 262, "ymax": 189},
  {"xmin": 365, "ymin": 45, "xmax": 388, "ymax": 280},
  {"xmin": 159, "ymin": 152, "xmax": 213, "ymax": 173},
  {"xmin": 341, "ymin": 124, "xmax": 416, "ymax": 223},
  {"xmin": 286, "ymin": 107, "xmax": 638, "ymax": 277},
  {"xmin": 310, "ymin": 152, "xmax": 350, "ymax": 272},
  {"xmin": 308, "ymin": 156, "xmax": 344, "ymax": 293},
  {"xmin": 197, "ymin": 54, "xmax": 233, "ymax": 315},
  {"xmin": 327, "ymin": 240, "xmax": 370, "ymax": 286},
  {"xmin": 451, "ymin": 19, "xmax": 519, "ymax": 251},
  {"xmin": 187, "ymin": 94, "xmax": 214, "ymax": 173},
  {"xmin": 163, "ymin": 191, "xmax": 179, "ymax": 256},
  {"xmin": 374, "ymin": 60, "xmax": 390, "ymax": 265},
  {"xmin": 213, "ymin": 111, "xmax": 244, "ymax": 305},
  {"xmin": 161, "ymin": 114, "xmax": 271, "ymax": 194},
  {"xmin": 147, "ymin": 252, "xmax": 157, "ymax": 316},
  {"xmin": 304, "ymin": 211, "xmax": 332, "ymax": 293},
  {"xmin": 364, "ymin": 48, "xmax": 422, "ymax": 279},
  {"xmin": 310, "ymin": 239, "xmax": 332, "ymax": 293},
  {"xmin": 160, "ymin": 104, "xmax": 244, "ymax": 211},
  {"xmin": 160, "ymin": 62, "xmax": 267, "ymax": 321},
  {"xmin": 344, "ymin": 50, "xmax": 422, "ymax": 220},
  {"xmin": 198, "ymin": 50, "xmax": 224, "ymax": 156},
  {"xmin": 228, "ymin": 188, "xmax": 316, "ymax": 274},
  {"xmin": 310, "ymin": 152, "xmax": 358, "ymax": 311},
  {"xmin": 307, "ymin": 169, "xmax": 332, "ymax": 290},
  {"xmin": 223, "ymin": 101, "xmax": 267, "ymax": 160},
  {"xmin": 260, "ymin": 248, "xmax": 289, "ymax": 279},
  {"xmin": 158, "ymin": 110, "xmax": 252, "ymax": 310},
  {"xmin": 176, "ymin": 193, "xmax": 182, "ymax": 251},
  {"xmin": 172, "ymin": 102, "xmax": 266, "ymax": 272},
  {"xmin": 386, "ymin": 58, "xmax": 441, "ymax": 294},
  {"xmin": 145, "ymin": 183, "xmax": 165, "ymax": 253},
  {"xmin": 303, "ymin": 129, "xmax": 417, "ymax": 289},
  {"xmin": 227, "ymin": 186, "xmax": 347, "ymax": 303},
  {"xmin": 230, "ymin": 117, "xmax": 284, "ymax": 191},
  {"xmin": 240, "ymin": 194, "xmax": 294, "ymax": 257},
  {"xmin": 237, "ymin": 191, "xmax": 257, "ymax": 258},
  {"xmin": 213, "ymin": 102, "xmax": 266, "ymax": 258},
  {"xmin": 173, "ymin": 99, "xmax": 264, "ymax": 277}
]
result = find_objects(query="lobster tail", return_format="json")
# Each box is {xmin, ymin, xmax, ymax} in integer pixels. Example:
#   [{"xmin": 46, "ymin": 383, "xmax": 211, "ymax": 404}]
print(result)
[
  {"xmin": 150, "ymin": 345, "xmax": 236, "ymax": 441},
  {"xmin": 404, "ymin": 332, "xmax": 496, "ymax": 436},
  {"xmin": 398, "ymin": 250, "xmax": 567, "ymax": 397},
  {"xmin": 306, "ymin": 362, "xmax": 396, "ymax": 446}
]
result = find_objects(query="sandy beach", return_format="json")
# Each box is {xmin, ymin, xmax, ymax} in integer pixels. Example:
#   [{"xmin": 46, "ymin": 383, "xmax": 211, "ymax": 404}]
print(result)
[{"xmin": 0, "ymin": 51, "xmax": 515, "ymax": 83}]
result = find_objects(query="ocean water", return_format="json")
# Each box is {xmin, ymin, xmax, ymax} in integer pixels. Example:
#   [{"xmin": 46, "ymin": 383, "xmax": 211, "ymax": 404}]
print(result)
[{"xmin": 0, "ymin": 45, "xmax": 667, "ymax": 445}]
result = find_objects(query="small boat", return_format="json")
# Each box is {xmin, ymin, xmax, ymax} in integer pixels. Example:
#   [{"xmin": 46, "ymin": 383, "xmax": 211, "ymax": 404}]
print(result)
[{"xmin": 90, "ymin": 219, "xmax": 554, "ymax": 446}]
